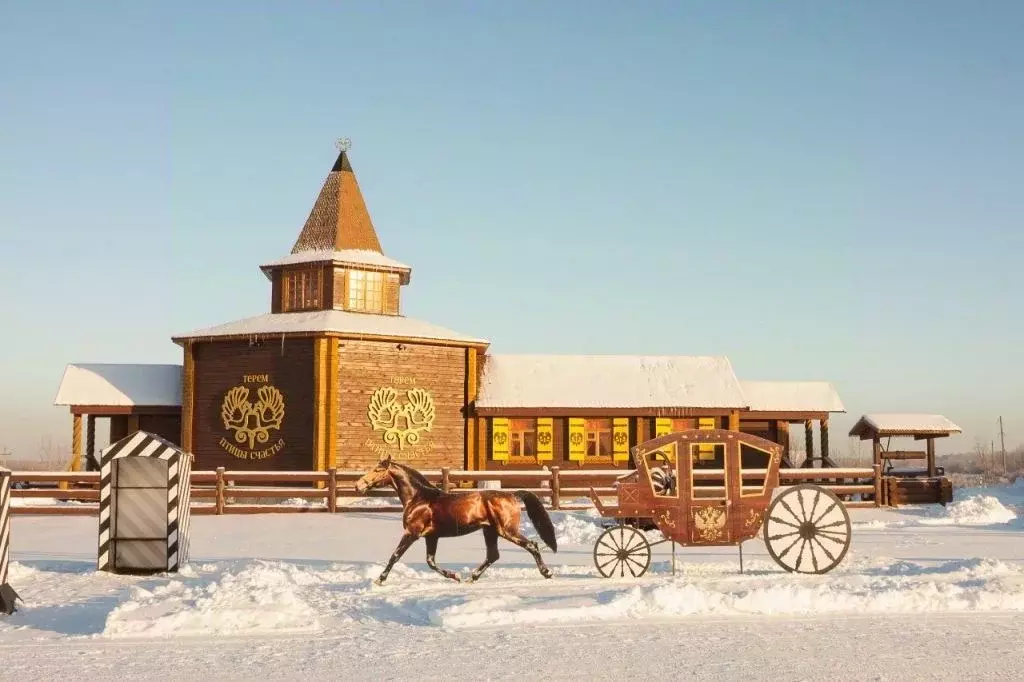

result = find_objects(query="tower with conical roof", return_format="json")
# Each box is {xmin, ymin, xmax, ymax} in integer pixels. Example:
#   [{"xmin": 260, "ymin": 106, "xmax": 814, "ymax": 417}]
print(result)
[{"xmin": 259, "ymin": 140, "xmax": 412, "ymax": 316}]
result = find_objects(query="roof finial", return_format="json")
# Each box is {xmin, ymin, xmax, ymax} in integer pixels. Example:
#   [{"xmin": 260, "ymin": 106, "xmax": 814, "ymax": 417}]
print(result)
[{"xmin": 335, "ymin": 137, "xmax": 352, "ymax": 153}]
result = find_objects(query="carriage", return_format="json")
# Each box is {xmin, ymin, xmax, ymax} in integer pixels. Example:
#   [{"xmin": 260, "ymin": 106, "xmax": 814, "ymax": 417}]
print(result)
[{"xmin": 587, "ymin": 429, "xmax": 853, "ymax": 577}]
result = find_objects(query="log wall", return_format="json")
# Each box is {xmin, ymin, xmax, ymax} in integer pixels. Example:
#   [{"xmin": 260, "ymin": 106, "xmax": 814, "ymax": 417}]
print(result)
[
  {"xmin": 191, "ymin": 339, "xmax": 315, "ymax": 470},
  {"xmin": 335, "ymin": 339, "xmax": 468, "ymax": 470}
]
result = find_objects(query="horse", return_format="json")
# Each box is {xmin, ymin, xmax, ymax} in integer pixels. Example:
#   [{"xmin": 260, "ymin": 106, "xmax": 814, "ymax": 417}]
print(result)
[{"xmin": 354, "ymin": 455, "xmax": 558, "ymax": 585}]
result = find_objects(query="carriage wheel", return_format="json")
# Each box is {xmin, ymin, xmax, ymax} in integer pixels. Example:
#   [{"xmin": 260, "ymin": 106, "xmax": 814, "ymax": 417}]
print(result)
[
  {"xmin": 763, "ymin": 484, "xmax": 852, "ymax": 574},
  {"xmin": 593, "ymin": 524, "xmax": 652, "ymax": 578}
]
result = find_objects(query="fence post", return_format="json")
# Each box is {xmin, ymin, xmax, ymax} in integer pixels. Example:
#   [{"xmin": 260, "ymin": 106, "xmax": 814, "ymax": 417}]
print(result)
[
  {"xmin": 215, "ymin": 467, "xmax": 226, "ymax": 515},
  {"xmin": 550, "ymin": 466, "xmax": 561, "ymax": 510},
  {"xmin": 872, "ymin": 464, "xmax": 882, "ymax": 507},
  {"xmin": 441, "ymin": 467, "xmax": 451, "ymax": 493},
  {"xmin": 327, "ymin": 468, "xmax": 338, "ymax": 513}
]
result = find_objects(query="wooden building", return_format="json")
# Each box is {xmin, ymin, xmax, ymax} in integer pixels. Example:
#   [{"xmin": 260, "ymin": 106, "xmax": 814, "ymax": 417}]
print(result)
[
  {"xmin": 53, "ymin": 364, "xmax": 182, "ymax": 471},
  {"xmin": 54, "ymin": 145, "xmax": 849, "ymax": 473}
]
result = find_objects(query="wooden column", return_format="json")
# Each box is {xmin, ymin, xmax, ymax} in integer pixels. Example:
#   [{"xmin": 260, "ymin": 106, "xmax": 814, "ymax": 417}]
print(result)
[
  {"xmin": 926, "ymin": 437, "xmax": 936, "ymax": 478},
  {"xmin": 465, "ymin": 348, "xmax": 478, "ymax": 470},
  {"xmin": 71, "ymin": 414, "xmax": 82, "ymax": 471},
  {"xmin": 819, "ymin": 417, "xmax": 830, "ymax": 467},
  {"xmin": 872, "ymin": 437, "xmax": 882, "ymax": 468},
  {"xmin": 127, "ymin": 415, "xmax": 140, "ymax": 434},
  {"xmin": 728, "ymin": 409, "xmax": 740, "ymax": 431},
  {"xmin": 476, "ymin": 418, "xmax": 488, "ymax": 470},
  {"xmin": 62, "ymin": 414, "xmax": 83, "ymax": 491},
  {"xmin": 86, "ymin": 415, "xmax": 96, "ymax": 472},
  {"xmin": 181, "ymin": 340, "xmax": 196, "ymax": 453},
  {"xmin": 803, "ymin": 419, "xmax": 815, "ymax": 468},
  {"xmin": 312, "ymin": 337, "xmax": 329, "ymax": 473},
  {"xmin": 778, "ymin": 421, "xmax": 791, "ymax": 467},
  {"xmin": 326, "ymin": 338, "xmax": 339, "ymax": 470}
]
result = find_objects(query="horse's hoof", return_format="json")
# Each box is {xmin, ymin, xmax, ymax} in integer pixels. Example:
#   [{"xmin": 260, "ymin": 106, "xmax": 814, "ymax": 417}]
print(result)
[
  {"xmin": 541, "ymin": 569, "xmax": 553, "ymax": 579},
  {"xmin": 373, "ymin": 577, "xmax": 386, "ymax": 586}
]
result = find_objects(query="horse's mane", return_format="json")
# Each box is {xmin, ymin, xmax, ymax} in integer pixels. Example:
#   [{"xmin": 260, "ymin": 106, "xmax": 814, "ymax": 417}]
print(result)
[{"xmin": 390, "ymin": 461, "xmax": 443, "ymax": 499}]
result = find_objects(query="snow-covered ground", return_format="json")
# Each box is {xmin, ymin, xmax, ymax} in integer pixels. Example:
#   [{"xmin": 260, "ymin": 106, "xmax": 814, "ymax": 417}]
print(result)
[{"xmin": 2, "ymin": 481, "xmax": 1023, "ymax": 680}]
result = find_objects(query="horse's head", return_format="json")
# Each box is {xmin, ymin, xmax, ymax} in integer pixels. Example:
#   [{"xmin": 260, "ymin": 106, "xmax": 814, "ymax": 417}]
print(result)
[{"xmin": 354, "ymin": 455, "xmax": 393, "ymax": 493}]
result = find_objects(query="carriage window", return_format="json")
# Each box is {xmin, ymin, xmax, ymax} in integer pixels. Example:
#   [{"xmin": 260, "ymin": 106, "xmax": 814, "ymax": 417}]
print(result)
[
  {"xmin": 740, "ymin": 443, "xmax": 772, "ymax": 497},
  {"xmin": 584, "ymin": 419, "xmax": 612, "ymax": 458},
  {"xmin": 646, "ymin": 445, "xmax": 675, "ymax": 465},
  {"xmin": 690, "ymin": 443, "xmax": 726, "ymax": 500},
  {"xmin": 642, "ymin": 442, "xmax": 679, "ymax": 498},
  {"xmin": 509, "ymin": 419, "xmax": 536, "ymax": 458}
]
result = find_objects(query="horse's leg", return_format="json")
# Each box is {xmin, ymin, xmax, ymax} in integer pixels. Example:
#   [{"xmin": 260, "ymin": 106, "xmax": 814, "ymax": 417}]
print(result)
[
  {"xmin": 375, "ymin": 532, "xmax": 419, "ymax": 585},
  {"xmin": 424, "ymin": 535, "xmax": 461, "ymax": 582},
  {"xmin": 496, "ymin": 527, "xmax": 553, "ymax": 579},
  {"xmin": 468, "ymin": 526, "xmax": 500, "ymax": 583}
]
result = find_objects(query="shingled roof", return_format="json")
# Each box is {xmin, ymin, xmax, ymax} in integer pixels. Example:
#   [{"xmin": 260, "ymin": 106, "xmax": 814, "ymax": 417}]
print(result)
[{"xmin": 291, "ymin": 148, "xmax": 384, "ymax": 254}]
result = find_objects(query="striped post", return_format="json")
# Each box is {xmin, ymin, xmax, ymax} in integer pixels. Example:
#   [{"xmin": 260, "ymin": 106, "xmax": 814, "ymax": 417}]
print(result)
[
  {"xmin": 1, "ymin": 467, "xmax": 21, "ymax": 614},
  {"xmin": 97, "ymin": 431, "xmax": 194, "ymax": 574}
]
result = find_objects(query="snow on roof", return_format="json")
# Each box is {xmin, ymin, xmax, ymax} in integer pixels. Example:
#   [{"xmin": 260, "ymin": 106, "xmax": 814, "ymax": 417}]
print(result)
[
  {"xmin": 848, "ymin": 413, "xmax": 962, "ymax": 438},
  {"xmin": 476, "ymin": 354, "xmax": 747, "ymax": 409},
  {"xmin": 259, "ymin": 249, "xmax": 411, "ymax": 272},
  {"xmin": 53, "ymin": 363, "xmax": 183, "ymax": 407},
  {"xmin": 172, "ymin": 309, "xmax": 488, "ymax": 345},
  {"xmin": 740, "ymin": 381, "xmax": 845, "ymax": 413}
]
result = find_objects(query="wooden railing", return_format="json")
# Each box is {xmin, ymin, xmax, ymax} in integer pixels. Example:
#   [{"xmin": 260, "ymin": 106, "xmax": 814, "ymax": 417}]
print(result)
[{"xmin": 7, "ymin": 465, "xmax": 882, "ymax": 515}]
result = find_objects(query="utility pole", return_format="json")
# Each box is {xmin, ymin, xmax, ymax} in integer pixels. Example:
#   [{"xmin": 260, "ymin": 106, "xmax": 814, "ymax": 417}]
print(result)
[{"xmin": 998, "ymin": 416, "xmax": 1007, "ymax": 473}]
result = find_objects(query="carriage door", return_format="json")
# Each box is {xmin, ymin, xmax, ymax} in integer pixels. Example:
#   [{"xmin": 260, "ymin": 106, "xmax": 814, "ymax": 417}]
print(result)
[{"xmin": 687, "ymin": 432, "xmax": 739, "ymax": 544}]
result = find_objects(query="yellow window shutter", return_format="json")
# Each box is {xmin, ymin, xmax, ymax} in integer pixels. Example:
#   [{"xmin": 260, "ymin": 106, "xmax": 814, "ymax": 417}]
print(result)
[
  {"xmin": 536, "ymin": 417, "xmax": 554, "ymax": 462},
  {"xmin": 612, "ymin": 418, "xmax": 630, "ymax": 463},
  {"xmin": 492, "ymin": 417, "xmax": 510, "ymax": 462},
  {"xmin": 568, "ymin": 417, "xmax": 586, "ymax": 462},
  {"xmin": 655, "ymin": 417, "xmax": 672, "ymax": 437},
  {"xmin": 697, "ymin": 417, "xmax": 715, "ymax": 460}
]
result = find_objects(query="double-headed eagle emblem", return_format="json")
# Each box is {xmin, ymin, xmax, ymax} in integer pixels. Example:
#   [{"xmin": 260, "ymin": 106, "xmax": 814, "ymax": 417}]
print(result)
[
  {"xmin": 221, "ymin": 385, "xmax": 286, "ymax": 449},
  {"xmin": 367, "ymin": 386, "xmax": 436, "ymax": 449},
  {"xmin": 693, "ymin": 506, "xmax": 727, "ymax": 543}
]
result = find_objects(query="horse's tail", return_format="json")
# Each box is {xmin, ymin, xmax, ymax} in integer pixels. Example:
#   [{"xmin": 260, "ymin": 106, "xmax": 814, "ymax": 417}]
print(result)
[{"xmin": 515, "ymin": 490, "xmax": 557, "ymax": 553}]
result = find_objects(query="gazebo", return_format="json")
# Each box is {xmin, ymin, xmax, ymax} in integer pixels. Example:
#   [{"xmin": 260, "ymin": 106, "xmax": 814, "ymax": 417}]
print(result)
[{"xmin": 848, "ymin": 413, "xmax": 961, "ymax": 505}]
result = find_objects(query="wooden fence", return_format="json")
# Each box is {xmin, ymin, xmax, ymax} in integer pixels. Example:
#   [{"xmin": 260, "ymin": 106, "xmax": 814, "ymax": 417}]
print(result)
[{"xmin": 7, "ymin": 465, "xmax": 882, "ymax": 516}]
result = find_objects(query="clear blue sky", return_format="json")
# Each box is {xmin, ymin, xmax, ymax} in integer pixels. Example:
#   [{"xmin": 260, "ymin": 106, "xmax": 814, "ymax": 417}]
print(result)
[{"xmin": 2, "ymin": 1, "xmax": 1021, "ymax": 459}]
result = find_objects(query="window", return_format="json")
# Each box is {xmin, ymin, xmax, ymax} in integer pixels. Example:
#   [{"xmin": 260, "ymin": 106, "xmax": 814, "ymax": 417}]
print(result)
[
  {"xmin": 284, "ymin": 268, "xmax": 322, "ymax": 311},
  {"xmin": 643, "ymin": 442, "xmax": 679, "ymax": 498},
  {"xmin": 509, "ymin": 419, "xmax": 536, "ymax": 458},
  {"xmin": 585, "ymin": 419, "xmax": 613, "ymax": 458},
  {"xmin": 690, "ymin": 442, "xmax": 726, "ymax": 500},
  {"xmin": 347, "ymin": 269, "xmax": 384, "ymax": 313},
  {"xmin": 740, "ymin": 443, "xmax": 772, "ymax": 497}
]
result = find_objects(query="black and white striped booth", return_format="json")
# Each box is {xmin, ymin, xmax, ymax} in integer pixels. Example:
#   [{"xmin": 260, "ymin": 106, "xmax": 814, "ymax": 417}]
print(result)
[
  {"xmin": 1, "ymin": 466, "xmax": 21, "ymax": 614},
  {"xmin": 98, "ymin": 431, "xmax": 193, "ymax": 574}
]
